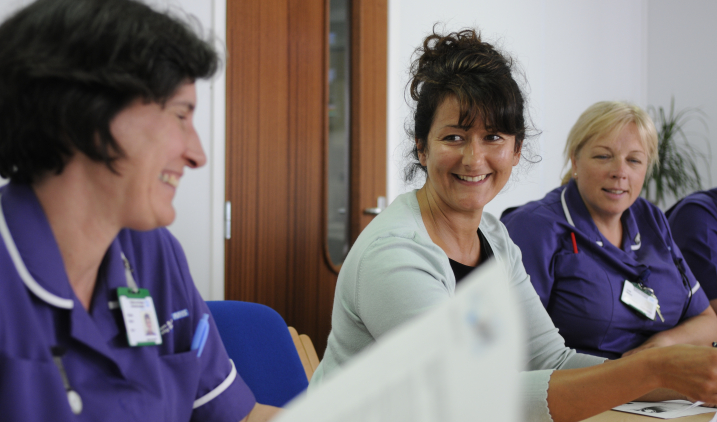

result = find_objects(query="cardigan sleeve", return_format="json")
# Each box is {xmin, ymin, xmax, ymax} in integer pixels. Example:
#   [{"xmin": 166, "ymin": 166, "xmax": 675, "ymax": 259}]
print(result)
[
  {"xmin": 485, "ymin": 217, "xmax": 606, "ymax": 422},
  {"xmin": 355, "ymin": 233, "xmax": 454, "ymax": 340}
]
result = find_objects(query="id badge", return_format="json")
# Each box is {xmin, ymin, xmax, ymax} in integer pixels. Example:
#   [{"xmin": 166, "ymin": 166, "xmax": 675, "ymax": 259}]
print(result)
[
  {"xmin": 620, "ymin": 280, "xmax": 657, "ymax": 321},
  {"xmin": 117, "ymin": 287, "xmax": 162, "ymax": 346}
]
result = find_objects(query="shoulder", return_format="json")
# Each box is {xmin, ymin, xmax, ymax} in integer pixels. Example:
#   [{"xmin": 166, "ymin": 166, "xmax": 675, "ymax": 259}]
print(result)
[
  {"xmin": 679, "ymin": 189, "xmax": 717, "ymax": 210},
  {"xmin": 338, "ymin": 192, "xmax": 452, "ymax": 294},
  {"xmin": 630, "ymin": 197, "xmax": 670, "ymax": 231},
  {"xmin": 501, "ymin": 186, "xmax": 564, "ymax": 227},
  {"xmin": 350, "ymin": 191, "xmax": 441, "ymax": 260},
  {"xmin": 669, "ymin": 189, "xmax": 717, "ymax": 222},
  {"xmin": 501, "ymin": 187, "xmax": 569, "ymax": 243}
]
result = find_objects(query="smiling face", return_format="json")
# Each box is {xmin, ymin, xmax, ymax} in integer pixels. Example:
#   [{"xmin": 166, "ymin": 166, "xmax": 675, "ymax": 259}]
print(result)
[
  {"xmin": 418, "ymin": 96, "xmax": 521, "ymax": 216},
  {"xmin": 107, "ymin": 82, "xmax": 206, "ymax": 230},
  {"xmin": 571, "ymin": 122, "xmax": 647, "ymax": 225}
]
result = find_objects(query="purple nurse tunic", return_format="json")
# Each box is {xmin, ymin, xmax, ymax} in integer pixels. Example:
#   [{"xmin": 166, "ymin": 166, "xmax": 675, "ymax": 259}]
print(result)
[
  {"xmin": 501, "ymin": 179, "xmax": 708, "ymax": 359},
  {"xmin": 0, "ymin": 183, "xmax": 256, "ymax": 421},
  {"xmin": 668, "ymin": 188, "xmax": 717, "ymax": 301}
]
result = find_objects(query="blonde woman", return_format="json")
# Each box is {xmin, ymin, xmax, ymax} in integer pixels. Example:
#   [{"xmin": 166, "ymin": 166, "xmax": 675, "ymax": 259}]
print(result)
[{"xmin": 502, "ymin": 101, "xmax": 717, "ymax": 359}]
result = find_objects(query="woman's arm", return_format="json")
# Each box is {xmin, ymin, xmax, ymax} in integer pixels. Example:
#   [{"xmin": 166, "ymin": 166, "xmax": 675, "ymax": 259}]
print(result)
[
  {"xmin": 623, "ymin": 306, "xmax": 717, "ymax": 357},
  {"xmin": 240, "ymin": 403, "xmax": 281, "ymax": 422},
  {"xmin": 547, "ymin": 345, "xmax": 717, "ymax": 422}
]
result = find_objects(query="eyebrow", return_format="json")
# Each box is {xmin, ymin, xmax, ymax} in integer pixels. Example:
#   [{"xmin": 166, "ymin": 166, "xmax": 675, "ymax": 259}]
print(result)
[
  {"xmin": 169, "ymin": 101, "xmax": 195, "ymax": 111},
  {"xmin": 591, "ymin": 145, "xmax": 646, "ymax": 154},
  {"xmin": 443, "ymin": 124, "xmax": 472, "ymax": 131}
]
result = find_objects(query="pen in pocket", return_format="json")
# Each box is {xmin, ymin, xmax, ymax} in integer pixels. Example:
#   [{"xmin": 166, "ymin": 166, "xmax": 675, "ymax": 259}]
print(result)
[{"xmin": 191, "ymin": 313, "xmax": 210, "ymax": 357}]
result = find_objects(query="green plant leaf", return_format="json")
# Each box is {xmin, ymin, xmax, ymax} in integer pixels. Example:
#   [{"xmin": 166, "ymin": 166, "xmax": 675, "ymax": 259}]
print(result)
[{"xmin": 642, "ymin": 97, "xmax": 710, "ymax": 207}]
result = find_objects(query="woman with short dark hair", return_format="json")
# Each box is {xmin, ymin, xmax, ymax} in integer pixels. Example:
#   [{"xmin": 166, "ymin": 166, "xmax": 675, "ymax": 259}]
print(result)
[
  {"xmin": 311, "ymin": 29, "xmax": 717, "ymax": 422},
  {"xmin": 0, "ymin": 1, "xmax": 277, "ymax": 421}
]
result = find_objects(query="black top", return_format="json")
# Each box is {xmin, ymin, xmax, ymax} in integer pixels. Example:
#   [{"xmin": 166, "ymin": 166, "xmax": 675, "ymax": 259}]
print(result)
[{"xmin": 449, "ymin": 229, "xmax": 494, "ymax": 284}]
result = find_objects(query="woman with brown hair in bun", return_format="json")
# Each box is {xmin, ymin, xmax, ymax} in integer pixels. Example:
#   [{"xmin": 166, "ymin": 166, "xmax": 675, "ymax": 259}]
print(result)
[{"xmin": 310, "ymin": 28, "xmax": 717, "ymax": 421}]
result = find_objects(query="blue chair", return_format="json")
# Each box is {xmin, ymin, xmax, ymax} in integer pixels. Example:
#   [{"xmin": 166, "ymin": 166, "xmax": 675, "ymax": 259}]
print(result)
[{"xmin": 206, "ymin": 300, "xmax": 309, "ymax": 407}]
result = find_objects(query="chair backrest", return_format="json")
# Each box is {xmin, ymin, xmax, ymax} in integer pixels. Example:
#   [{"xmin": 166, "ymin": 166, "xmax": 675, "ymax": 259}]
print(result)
[
  {"xmin": 287, "ymin": 326, "xmax": 320, "ymax": 381},
  {"xmin": 206, "ymin": 300, "xmax": 309, "ymax": 407}
]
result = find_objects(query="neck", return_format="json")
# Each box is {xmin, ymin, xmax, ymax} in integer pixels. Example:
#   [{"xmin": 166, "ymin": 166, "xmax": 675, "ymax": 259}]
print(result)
[
  {"xmin": 33, "ymin": 159, "xmax": 121, "ymax": 310},
  {"xmin": 589, "ymin": 211, "xmax": 623, "ymax": 248},
  {"xmin": 417, "ymin": 183, "xmax": 482, "ymax": 266}
]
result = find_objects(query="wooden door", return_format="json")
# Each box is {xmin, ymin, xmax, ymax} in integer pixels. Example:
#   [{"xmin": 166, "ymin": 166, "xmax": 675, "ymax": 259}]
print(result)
[{"xmin": 225, "ymin": 0, "xmax": 387, "ymax": 357}]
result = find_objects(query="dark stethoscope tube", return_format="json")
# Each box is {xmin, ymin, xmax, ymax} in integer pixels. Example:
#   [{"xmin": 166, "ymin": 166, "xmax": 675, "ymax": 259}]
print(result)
[{"xmin": 51, "ymin": 346, "xmax": 83, "ymax": 415}]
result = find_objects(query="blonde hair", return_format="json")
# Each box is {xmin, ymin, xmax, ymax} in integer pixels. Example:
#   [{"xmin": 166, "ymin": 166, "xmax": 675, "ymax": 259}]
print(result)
[{"xmin": 560, "ymin": 101, "xmax": 658, "ymax": 185}]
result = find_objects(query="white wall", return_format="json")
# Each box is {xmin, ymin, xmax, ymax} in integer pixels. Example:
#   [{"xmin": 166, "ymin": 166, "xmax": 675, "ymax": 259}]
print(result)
[
  {"xmin": 647, "ymin": 0, "xmax": 717, "ymax": 209},
  {"xmin": 0, "ymin": 0, "xmax": 225, "ymax": 301},
  {"xmin": 387, "ymin": 0, "xmax": 648, "ymax": 217},
  {"xmin": 161, "ymin": 0, "xmax": 226, "ymax": 301}
]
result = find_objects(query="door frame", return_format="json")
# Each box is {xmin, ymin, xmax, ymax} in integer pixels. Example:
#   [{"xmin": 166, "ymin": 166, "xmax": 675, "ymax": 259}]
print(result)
[{"xmin": 208, "ymin": 0, "xmax": 228, "ymax": 301}]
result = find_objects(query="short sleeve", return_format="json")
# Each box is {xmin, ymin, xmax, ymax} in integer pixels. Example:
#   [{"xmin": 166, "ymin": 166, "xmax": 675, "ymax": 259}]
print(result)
[
  {"xmin": 669, "ymin": 202, "xmax": 717, "ymax": 300},
  {"xmin": 166, "ymin": 234, "xmax": 257, "ymax": 421},
  {"xmin": 355, "ymin": 235, "xmax": 452, "ymax": 340},
  {"xmin": 501, "ymin": 210, "xmax": 561, "ymax": 308}
]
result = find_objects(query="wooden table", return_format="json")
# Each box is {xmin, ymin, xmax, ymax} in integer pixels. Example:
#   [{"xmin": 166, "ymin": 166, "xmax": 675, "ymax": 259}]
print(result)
[{"xmin": 582, "ymin": 410, "xmax": 714, "ymax": 421}]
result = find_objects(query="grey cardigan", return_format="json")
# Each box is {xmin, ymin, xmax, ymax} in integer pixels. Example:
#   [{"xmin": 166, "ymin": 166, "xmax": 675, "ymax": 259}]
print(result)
[{"xmin": 311, "ymin": 191, "xmax": 605, "ymax": 421}]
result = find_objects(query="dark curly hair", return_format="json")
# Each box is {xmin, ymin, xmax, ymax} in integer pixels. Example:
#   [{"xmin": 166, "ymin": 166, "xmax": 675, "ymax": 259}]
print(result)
[
  {"xmin": 0, "ymin": 0, "xmax": 220, "ymax": 183},
  {"xmin": 404, "ymin": 28, "xmax": 530, "ymax": 182}
]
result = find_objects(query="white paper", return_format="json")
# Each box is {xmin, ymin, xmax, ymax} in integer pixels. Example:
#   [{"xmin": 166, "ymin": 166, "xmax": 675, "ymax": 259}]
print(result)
[
  {"xmin": 274, "ymin": 259, "xmax": 524, "ymax": 422},
  {"xmin": 613, "ymin": 400, "xmax": 717, "ymax": 419}
]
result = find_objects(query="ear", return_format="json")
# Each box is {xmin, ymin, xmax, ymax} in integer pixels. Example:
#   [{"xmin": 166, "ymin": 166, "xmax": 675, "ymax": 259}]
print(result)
[
  {"xmin": 570, "ymin": 154, "xmax": 578, "ymax": 178},
  {"xmin": 512, "ymin": 140, "xmax": 522, "ymax": 166},
  {"xmin": 416, "ymin": 139, "xmax": 427, "ymax": 167}
]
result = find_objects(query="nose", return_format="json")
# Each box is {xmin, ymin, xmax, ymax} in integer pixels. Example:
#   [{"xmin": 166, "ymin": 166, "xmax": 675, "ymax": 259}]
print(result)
[
  {"xmin": 462, "ymin": 138, "xmax": 484, "ymax": 168},
  {"xmin": 184, "ymin": 127, "xmax": 207, "ymax": 169},
  {"xmin": 610, "ymin": 159, "xmax": 628, "ymax": 179}
]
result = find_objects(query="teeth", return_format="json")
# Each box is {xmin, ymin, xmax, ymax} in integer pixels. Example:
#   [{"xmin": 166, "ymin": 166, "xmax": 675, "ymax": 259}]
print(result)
[
  {"xmin": 606, "ymin": 189, "xmax": 625, "ymax": 194},
  {"xmin": 159, "ymin": 173, "xmax": 179, "ymax": 188},
  {"xmin": 457, "ymin": 174, "xmax": 487, "ymax": 182}
]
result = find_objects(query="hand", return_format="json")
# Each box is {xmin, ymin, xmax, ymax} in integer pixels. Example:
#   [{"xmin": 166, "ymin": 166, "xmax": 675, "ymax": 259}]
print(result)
[{"xmin": 647, "ymin": 345, "xmax": 717, "ymax": 404}]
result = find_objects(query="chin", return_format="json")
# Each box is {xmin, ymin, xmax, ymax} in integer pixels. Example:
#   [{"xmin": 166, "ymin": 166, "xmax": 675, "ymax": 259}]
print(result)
[
  {"xmin": 127, "ymin": 210, "xmax": 176, "ymax": 232},
  {"xmin": 156, "ymin": 210, "xmax": 177, "ymax": 228}
]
